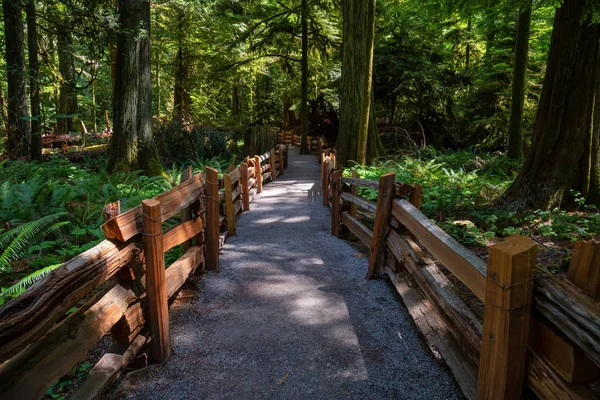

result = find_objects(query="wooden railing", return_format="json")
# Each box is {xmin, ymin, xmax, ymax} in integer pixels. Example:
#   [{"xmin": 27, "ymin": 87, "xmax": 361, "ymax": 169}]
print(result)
[
  {"xmin": 321, "ymin": 153, "xmax": 600, "ymax": 400},
  {"xmin": 276, "ymin": 131, "xmax": 326, "ymax": 156},
  {"xmin": 0, "ymin": 145, "xmax": 288, "ymax": 399}
]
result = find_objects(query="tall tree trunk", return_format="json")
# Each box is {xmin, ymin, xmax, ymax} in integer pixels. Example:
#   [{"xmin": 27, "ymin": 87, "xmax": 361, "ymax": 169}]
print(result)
[
  {"xmin": 26, "ymin": 0, "xmax": 41, "ymax": 160},
  {"xmin": 588, "ymin": 52, "xmax": 600, "ymax": 205},
  {"xmin": 56, "ymin": 22, "xmax": 78, "ymax": 135},
  {"xmin": 110, "ymin": 0, "xmax": 161, "ymax": 175},
  {"xmin": 173, "ymin": 8, "xmax": 191, "ymax": 124},
  {"xmin": 0, "ymin": 81, "xmax": 7, "ymax": 132},
  {"xmin": 505, "ymin": 0, "xmax": 600, "ymax": 208},
  {"xmin": 155, "ymin": 9, "xmax": 161, "ymax": 119},
  {"xmin": 300, "ymin": 0, "xmax": 309, "ymax": 154},
  {"xmin": 232, "ymin": 83, "xmax": 241, "ymax": 124},
  {"xmin": 3, "ymin": 0, "xmax": 30, "ymax": 157},
  {"xmin": 507, "ymin": 0, "xmax": 532, "ymax": 159},
  {"xmin": 336, "ymin": 0, "xmax": 376, "ymax": 166}
]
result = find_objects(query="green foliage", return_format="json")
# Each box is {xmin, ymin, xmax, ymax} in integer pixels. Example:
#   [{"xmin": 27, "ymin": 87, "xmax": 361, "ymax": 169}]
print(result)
[{"xmin": 347, "ymin": 148, "xmax": 598, "ymax": 247}]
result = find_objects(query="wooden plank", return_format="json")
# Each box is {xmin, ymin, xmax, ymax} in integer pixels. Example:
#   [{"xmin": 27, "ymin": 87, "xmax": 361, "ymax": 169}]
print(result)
[
  {"xmin": 142, "ymin": 200, "xmax": 170, "ymax": 363},
  {"xmin": 341, "ymin": 212, "xmax": 373, "ymax": 247},
  {"xmin": 241, "ymin": 162, "xmax": 250, "ymax": 211},
  {"xmin": 391, "ymin": 199, "xmax": 487, "ymax": 300},
  {"xmin": 385, "ymin": 268, "xmax": 478, "ymax": 400},
  {"xmin": 0, "ymin": 239, "xmax": 138, "ymax": 363},
  {"xmin": 224, "ymin": 172, "xmax": 237, "ymax": 237},
  {"xmin": 529, "ymin": 315, "xmax": 600, "ymax": 383},
  {"xmin": 233, "ymin": 198, "xmax": 243, "ymax": 216},
  {"xmin": 262, "ymin": 171, "xmax": 271, "ymax": 182},
  {"xmin": 180, "ymin": 166, "xmax": 194, "ymax": 252},
  {"xmin": 0, "ymin": 283, "xmax": 138, "ymax": 399},
  {"xmin": 228, "ymin": 167, "xmax": 241, "ymax": 184},
  {"xmin": 259, "ymin": 151, "xmax": 270, "ymax": 162},
  {"xmin": 331, "ymin": 170, "xmax": 341, "ymax": 236},
  {"xmin": 205, "ymin": 167, "xmax": 219, "ymax": 271},
  {"xmin": 367, "ymin": 172, "xmax": 396, "ymax": 279},
  {"xmin": 163, "ymin": 218, "xmax": 203, "ymax": 252},
  {"xmin": 526, "ymin": 352, "xmax": 595, "ymax": 400},
  {"xmin": 567, "ymin": 241, "xmax": 600, "ymax": 298},
  {"xmin": 534, "ymin": 268, "xmax": 600, "ymax": 367},
  {"xmin": 231, "ymin": 181, "xmax": 242, "ymax": 202},
  {"xmin": 255, "ymin": 156, "xmax": 262, "ymax": 193},
  {"xmin": 477, "ymin": 235, "xmax": 537, "ymax": 400},
  {"xmin": 386, "ymin": 231, "xmax": 483, "ymax": 364},
  {"xmin": 71, "ymin": 333, "xmax": 148, "ymax": 400},
  {"xmin": 340, "ymin": 192, "xmax": 377, "ymax": 214},
  {"xmin": 102, "ymin": 173, "xmax": 204, "ymax": 242}
]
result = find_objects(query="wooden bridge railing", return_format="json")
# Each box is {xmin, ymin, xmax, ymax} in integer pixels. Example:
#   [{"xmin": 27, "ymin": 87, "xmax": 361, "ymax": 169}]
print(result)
[
  {"xmin": 321, "ymin": 153, "xmax": 600, "ymax": 400},
  {"xmin": 0, "ymin": 145, "xmax": 288, "ymax": 399}
]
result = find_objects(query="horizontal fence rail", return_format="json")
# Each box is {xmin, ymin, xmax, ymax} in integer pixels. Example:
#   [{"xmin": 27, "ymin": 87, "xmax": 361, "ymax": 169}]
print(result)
[
  {"xmin": 320, "ymin": 149, "xmax": 600, "ymax": 400},
  {"xmin": 0, "ymin": 144, "xmax": 290, "ymax": 400}
]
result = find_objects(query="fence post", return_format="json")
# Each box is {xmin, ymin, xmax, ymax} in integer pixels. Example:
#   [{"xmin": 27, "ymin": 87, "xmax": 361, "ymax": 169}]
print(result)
[
  {"xmin": 331, "ymin": 169, "xmax": 341, "ymax": 236},
  {"xmin": 205, "ymin": 167, "xmax": 219, "ymax": 272},
  {"xmin": 255, "ymin": 155, "xmax": 263, "ymax": 193},
  {"xmin": 278, "ymin": 145, "xmax": 285, "ymax": 176},
  {"xmin": 285, "ymin": 144, "xmax": 290, "ymax": 168},
  {"xmin": 241, "ymin": 162, "xmax": 250, "ymax": 212},
  {"xmin": 317, "ymin": 137, "xmax": 322, "ymax": 161},
  {"xmin": 323, "ymin": 161, "xmax": 330, "ymax": 207},
  {"xmin": 567, "ymin": 240, "xmax": 600, "ymax": 298},
  {"xmin": 142, "ymin": 199, "xmax": 171, "ymax": 363},
  {"xmin": 223, "ymin": 172, "xmax": 236, "ymax": 236},
  {"xmin": 270, "ymin": 148, "xmax": 277, "ymax": 180},
  {"xmin": 477, "ymin": 235, "xmax": 537, "ymax": 400},
  {"xmin": 366, "ymin": 172, "xmax": 396, "ymax": 279}
]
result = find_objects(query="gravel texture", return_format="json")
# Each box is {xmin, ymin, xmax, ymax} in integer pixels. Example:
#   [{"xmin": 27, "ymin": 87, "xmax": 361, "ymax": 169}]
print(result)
[{"xmin": 114, "ymin": 149, "xmax": 463, "ymax": 400}]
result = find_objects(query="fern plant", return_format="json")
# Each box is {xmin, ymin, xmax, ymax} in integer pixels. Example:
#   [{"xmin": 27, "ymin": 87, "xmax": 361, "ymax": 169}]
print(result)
[{"xmin": 0, "ymin": 212, "xmax": 70, "ymax": 272}]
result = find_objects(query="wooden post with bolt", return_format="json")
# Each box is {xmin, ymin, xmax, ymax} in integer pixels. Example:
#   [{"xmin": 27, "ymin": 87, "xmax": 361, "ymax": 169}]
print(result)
[
  {"xmin": 142, "ymin": 199, "xmax": 171, "ymax": 363},
  {"xmin": 477, "ymin": 235, "xmax": 537, "ymax": 400},
  {"xmin": 205, "ymin": 167, "xmax": 219, "ymax": 271},
  {"xmin": 240, "ymin": 162, "xmax": 250, "ymax": 212},
  {"xmin": 366, "ymin": 171, "xmax": 396, "ymax": 279},
  {"xmin": 331, "ymin": 169, "xmax": 341, "ymax": 236},
  {"xmin": 255, "ymin": 156, "xmax": 262, "ymax": 193}
]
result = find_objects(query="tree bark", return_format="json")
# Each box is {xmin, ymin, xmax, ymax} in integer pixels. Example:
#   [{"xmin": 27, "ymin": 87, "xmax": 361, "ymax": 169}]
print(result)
[
  {"xmin": 173, "ymin": 8, "xmax": 191, "ymax": 124},
  {"xmin": 367, "ymin": 89, "xmax": 384, "ymax": 163},
  {"xmin": 3, "ymin": 0, "xmax": 30, "ymax": 157},
  {"xmin": 26, "ymin": 0, "xmax": 41, "ymax": 160},
  {"xmin": 56, "ymin": 22, "xmax": 78, "ymax": 135},
  {"xmin": 588, "ymin": 53, "xmax": 600, "ymax": 205},
  {"xmin": 110, "ymin": 0, "xmax": 161, "ymax": 175},
  {"xmin": 507, "ymin": 0, "xmax": 532, "ymax": 160},
  {"xmin": 336, "ymin": 0, "xmax": 376, "ymax": 166},
  {"xmin": 505, "ymin": 0, "xmax": 600, "ymax": 208},
  {"xmin": 300, "ymin": 0, "xmax": 309, "ymax": 154}
]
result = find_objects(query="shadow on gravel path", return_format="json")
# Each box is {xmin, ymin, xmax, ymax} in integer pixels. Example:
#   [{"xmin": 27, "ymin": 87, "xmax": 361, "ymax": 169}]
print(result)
[{"xmin": 114, "ymin": 148, "xmax": 463, "ymax": 400}]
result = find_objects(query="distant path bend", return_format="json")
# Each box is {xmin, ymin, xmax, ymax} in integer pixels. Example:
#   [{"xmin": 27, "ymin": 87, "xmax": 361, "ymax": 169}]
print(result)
[{"xmin": 115, "ymin": 147, "xmax": 462, "ymax": 400}]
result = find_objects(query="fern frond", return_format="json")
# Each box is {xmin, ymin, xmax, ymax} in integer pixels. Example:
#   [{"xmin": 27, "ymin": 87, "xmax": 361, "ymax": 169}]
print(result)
[
  {"xmin": 0, "ymin": 263, "xmax": 62, "ymax": 303},
  {"xmin": 0, "ymin": 212, "xmax": 70, "ymax": 272}
]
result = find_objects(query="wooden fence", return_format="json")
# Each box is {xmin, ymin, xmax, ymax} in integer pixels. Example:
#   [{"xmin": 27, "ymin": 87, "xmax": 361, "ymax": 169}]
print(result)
[
  {"xmin": 276, "ymin": 131, "xmax": 326, "ymax": 156},
  {"xmin": 0, "ymin": 145, "xmax": 288, "ymax": 400},
  {"xmin": 321, "ymin": 152, "xmax": 600, "ymax": 400}
]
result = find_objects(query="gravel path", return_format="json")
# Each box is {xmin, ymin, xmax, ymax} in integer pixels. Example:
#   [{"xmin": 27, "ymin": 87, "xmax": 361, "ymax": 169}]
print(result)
[{"xmin": 115, "ymin": 149, "xmax": 462, "ymax": 400}]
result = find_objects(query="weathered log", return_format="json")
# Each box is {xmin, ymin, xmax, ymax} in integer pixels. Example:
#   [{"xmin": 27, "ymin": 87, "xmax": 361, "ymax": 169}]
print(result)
[
  {"xmin": 0, "ymin": 283, "xmax": 138, "ymax": 399},
  {"xmin": 385, "ymin": 268, "xmax": 478, "ymax": 400},
  {"xmin": 0, "ymin": 239, "xmax": 139, "ymax": 363},
  {"xmin": 102, "ymin": 173, "xmax": 204, "ymax": 242}
]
